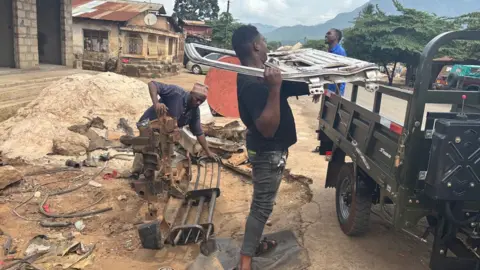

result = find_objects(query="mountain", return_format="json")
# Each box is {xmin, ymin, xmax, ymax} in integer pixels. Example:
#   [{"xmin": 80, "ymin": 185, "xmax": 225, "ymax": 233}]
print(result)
[
  {"xmin": 264, "ymin": 0, "xmax": 480, "ymax": 44},
  {"xmin": 250, "ymin": 23, "xmax": 278, "ymax": 35}
]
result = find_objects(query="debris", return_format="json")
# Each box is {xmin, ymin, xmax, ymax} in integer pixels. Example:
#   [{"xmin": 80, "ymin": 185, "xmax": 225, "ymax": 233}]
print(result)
[
  {"xmin": 266, "ymin": 219, "xmax": 273, "ymax": 227},
  {"xmin": 88, "ymin": 180, "xmax": 102, "ymax": 188},
  {"xmin": 179, "ymin": 127, "xmax": 243, "ymax": 156},
  {"xmin": 74, "ymin": 221, "xmax": 86, "ymax": 231},
  {"xmin": 34, "ymin": 191, "xmax": 42, "ymax": 198},
  {"xmin": 65, "ymin": 160, "xmax": 81, "ymax": 168},
  {"xmin": 117, "ymin": 118, "xmax": 134, "ymax": 136},
  {"xmin": 0, "ymin": 72, "xmax": 150, "ymax": 161},
  {"xmin": 40, "ymin": 220, "xmax": 73, "ymax": 228},
  {"xmin": 25, "ymin": 235, "xmax": 51, "ymax": 257},
  {"xmin": 2, "ymin": 230, "xmax": 12, "ymax": 256},
  {"xmin": 103, "ymin": 170, "xmax": 118, "ymax": 180},
  {"xmin": 82, "ymin": 153, "xmax": 98, "ymax": 167},
  {"xmin": 202, "ymin": 120, "xmax": 246, "ymax": 142},
  {"xmin": 0, "ymin": 165, "xmax": 23, "ymax": 190},
  {"xmin": 42, "ymin": 204, "xmax": 51, "ymax": 213},
  {"xmin": 117, "ymin": 195, "xmax": 127, "ymax": 201}
]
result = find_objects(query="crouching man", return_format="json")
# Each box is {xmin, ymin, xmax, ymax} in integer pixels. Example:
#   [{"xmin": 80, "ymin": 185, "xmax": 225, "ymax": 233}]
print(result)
[
  {"xmin": 231, "ymin": 25, "xmax": 310, "ymax": 270},
  {"xmin": 131, "ymin": 81, "xmax": 217, "ymax": 177}
]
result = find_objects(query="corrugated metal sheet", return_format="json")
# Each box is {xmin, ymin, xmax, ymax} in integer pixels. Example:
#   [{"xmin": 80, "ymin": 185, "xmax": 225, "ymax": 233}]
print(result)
[{"xmin": 72, "ymin": 0, "xmax": 164, "ymax": 21}]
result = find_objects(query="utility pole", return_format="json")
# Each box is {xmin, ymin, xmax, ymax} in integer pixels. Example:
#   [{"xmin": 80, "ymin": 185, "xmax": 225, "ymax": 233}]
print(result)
[{"xmin": 224, "ymin": 0, "xmax": 231, "ymax": 46}]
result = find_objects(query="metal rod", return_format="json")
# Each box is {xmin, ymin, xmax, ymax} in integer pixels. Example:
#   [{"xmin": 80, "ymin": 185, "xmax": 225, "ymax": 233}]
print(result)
[{"xmin": 173, "ymin": 159, "xmax": 203, "ymax": 245}]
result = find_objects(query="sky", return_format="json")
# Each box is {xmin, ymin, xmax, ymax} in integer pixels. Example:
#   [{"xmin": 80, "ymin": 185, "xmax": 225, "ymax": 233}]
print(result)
[{"xmin": 156, "ymin": 0, "xmax": 370, "ymax": 27}]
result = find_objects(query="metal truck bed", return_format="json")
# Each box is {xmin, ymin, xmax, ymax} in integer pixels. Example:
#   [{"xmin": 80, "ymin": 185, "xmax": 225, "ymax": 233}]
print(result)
[
  {"xmin": 184, "ymin": 43, "xmax": 382, "ymax": 94},
  {"xmin": 317, "ymin": 30, "xmax": 480, "ymax": 270}
]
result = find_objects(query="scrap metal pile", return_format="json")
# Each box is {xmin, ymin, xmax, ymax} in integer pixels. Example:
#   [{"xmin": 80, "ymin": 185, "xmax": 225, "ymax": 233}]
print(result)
[
  {"xmin": 184, "ymin": 43, "xmax": 382, "ymax": 94},
  {"xmin": 120, "ymin": 115, "xmax": 222, "ymax": 255}
]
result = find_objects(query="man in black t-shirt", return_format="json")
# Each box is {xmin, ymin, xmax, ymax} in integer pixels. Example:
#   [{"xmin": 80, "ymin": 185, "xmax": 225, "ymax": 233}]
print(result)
[{"xmin": 232, "ymin": 25, "xmax": 310, "ymax": 270}]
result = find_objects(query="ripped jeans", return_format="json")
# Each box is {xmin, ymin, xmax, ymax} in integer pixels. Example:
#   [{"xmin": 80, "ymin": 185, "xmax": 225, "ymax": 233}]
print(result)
[{"xmin": 240, "ymin": 150, "xmax": 288, "ymax": 257}]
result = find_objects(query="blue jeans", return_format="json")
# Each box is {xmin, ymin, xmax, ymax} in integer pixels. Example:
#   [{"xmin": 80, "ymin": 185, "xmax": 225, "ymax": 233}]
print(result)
[{"xmin": 240, "ymin": 150, "xmax": 288, "ymax": 257}]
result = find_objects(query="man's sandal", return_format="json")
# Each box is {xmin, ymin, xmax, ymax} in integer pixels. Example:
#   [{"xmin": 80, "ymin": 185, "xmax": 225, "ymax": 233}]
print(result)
[{"xmin": 255, "ymin": 237, "xmax": 278, "ymax": 256}]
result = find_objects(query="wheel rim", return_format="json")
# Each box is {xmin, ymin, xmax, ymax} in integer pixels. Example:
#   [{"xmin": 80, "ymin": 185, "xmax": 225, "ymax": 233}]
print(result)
[
  {"xmin": 339, "ymin": 176, "xmax": 353, "ymax": 221},
  {"xmin": 193, "ymin": 66, "xmax": 200, "ymax": 74}
]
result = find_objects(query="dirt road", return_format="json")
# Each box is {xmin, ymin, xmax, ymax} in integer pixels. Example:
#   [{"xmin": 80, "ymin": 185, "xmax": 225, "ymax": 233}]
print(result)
[
  {"xmin": 0, "ymin": 70, "xmax": 438, "ymax": 269},
  {"xmin": 150, "ymin": 72, "xmax": 438, "ymax": 269}
]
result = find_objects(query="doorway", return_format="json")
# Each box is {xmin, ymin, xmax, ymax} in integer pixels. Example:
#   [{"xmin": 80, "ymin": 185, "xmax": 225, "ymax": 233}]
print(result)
[
  {"xmin": 37, "ymin": 0, "xmax": 62, "ymax": 65},
  {"xmin": 0, "ymin": 0, "xmax": 15, "ymax": 68}
]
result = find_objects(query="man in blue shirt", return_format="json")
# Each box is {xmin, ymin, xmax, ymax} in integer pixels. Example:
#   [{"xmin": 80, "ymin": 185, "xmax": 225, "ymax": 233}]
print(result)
[
  {"xmin": 311, "ymin": 28, "xmax": 347, "ymax": 104},
  {"xmin": 131, "ymin": 81, "xmax": 216, "ymax": 176},
  {"xmin": 326, "ymin": 28, "xmax": 347, "ymax": 95}
]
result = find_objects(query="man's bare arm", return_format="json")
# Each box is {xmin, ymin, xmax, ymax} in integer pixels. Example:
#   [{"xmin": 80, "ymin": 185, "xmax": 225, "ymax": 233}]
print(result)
[
  {"xmin": 255, "ymin": 67, "xmax": 282, "ymax": 138},
  {"xmin": 148, "ymin": 81, "xmax": 159, "ymax": 105}
]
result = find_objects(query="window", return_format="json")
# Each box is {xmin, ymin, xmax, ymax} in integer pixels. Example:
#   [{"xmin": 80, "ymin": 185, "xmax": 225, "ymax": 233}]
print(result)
[
  {"xmin": 125, "ymin": 33, "xmax": 143, "ymax": 55},
  {"xmin": 83, "ymin": 30, "xmax": 108, "ymax": 52},
  {"xmin": 205, "ymin": 53, "xmax": 222, "ymax": 60}
]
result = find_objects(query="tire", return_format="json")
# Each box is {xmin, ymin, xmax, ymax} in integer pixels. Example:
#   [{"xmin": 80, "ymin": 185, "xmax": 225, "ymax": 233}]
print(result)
[
  {"xmin": 192, "ymin": 65, "xmax": 202, "ymax": 75},
  {"xmin": 335, "ymin": 163, "xmax": 372, "ymax": 236}
]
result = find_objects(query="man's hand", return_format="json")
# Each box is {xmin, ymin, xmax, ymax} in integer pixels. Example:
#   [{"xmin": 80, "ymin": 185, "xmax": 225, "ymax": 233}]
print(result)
[
  {"xmin": 206, "ymin": 150, "xmax": 219, "ymax": 161},
  {"xmin": 264, "ymin": 67, "xmax": 282, "ymax": 92},
  {"xmin": 154, "ymin": 103, "xmax": 168, "ymax": 117},
  {"xmin": 312, "ymin": 94, "xmax": 321, "ymax": 103}
]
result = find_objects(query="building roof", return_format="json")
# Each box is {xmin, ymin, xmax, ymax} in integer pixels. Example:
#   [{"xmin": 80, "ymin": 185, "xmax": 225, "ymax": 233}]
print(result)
[
  {"xmin": 72, "ymin": 0, "xmax": 166, "ymax": 22},
  {"xmin": 182, "ymin": 20, "xmax": 211, "ymax": 27}
]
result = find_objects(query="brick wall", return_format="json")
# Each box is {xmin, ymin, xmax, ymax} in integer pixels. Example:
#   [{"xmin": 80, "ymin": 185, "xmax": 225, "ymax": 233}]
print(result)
[
  {"xmin": 11, "ymin": 0, "xmax": 73, "ymax": 69},
  {"xmin": 13, "ymin": 0, "xmax": 39, "ymax": 69}
]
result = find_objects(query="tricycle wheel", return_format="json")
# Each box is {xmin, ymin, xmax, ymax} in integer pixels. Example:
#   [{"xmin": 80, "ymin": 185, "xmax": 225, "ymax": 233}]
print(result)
[{"xmin": 335, "ymin": 163, "xmax": 371, "ymax": 236}]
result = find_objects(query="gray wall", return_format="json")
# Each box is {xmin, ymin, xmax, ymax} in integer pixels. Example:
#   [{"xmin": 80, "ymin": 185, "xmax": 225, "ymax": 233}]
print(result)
[
  {"xmin": 0, "ymin": 0, "xmax": 15, "ymax": 67},
  {"xmin": 37, "ymin": 0, "xmax": 61, "ymax": 64}
]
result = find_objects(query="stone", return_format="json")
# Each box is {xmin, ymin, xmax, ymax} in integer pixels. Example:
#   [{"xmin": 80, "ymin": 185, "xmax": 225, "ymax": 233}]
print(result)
[{"xmin": 0, "ymin": 165, "xmax": 24, "ymax": 190}]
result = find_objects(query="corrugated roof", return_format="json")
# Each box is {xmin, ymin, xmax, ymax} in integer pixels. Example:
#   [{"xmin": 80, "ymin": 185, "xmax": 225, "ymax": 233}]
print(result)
[{"xmin": 72, "ymin": 0, "xmax": 165, "ymax": 22}]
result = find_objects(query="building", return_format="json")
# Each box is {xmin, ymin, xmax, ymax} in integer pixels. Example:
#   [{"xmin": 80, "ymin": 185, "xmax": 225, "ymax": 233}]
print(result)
[
  {"xmin": 0, "ymin": 0, "xmax": 74, "ymax": 69},
  {"xmin": 72, "ymin": 0, "xmax": 185, "ymax": 72},
  {"xmin": 180, "ymin": 20, "xmax": 212, "ymax": 40}
]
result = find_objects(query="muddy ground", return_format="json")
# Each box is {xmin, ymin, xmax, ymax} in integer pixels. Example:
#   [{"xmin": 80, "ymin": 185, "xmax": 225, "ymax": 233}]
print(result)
[{"xmin": 0, "ymin": 70, "xmax": 439, "ymax": 270}]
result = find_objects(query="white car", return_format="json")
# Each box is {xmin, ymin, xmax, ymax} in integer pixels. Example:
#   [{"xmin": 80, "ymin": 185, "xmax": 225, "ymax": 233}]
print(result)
[{"xmin": 186, "ymin": 52, "xmax": 224, "ymax": 75}]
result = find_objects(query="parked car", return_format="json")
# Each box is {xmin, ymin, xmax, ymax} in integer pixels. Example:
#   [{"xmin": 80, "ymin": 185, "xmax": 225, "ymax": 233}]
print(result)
[{"xmin": 186, "ymin": 53, "xmax": 223, "ymax": 75}]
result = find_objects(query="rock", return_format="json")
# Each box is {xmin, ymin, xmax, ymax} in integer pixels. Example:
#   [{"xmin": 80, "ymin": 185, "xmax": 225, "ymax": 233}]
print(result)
[
  {"xmin": 0, "ymin": 165, "xmax": 23, "ymax": 190},
  {"xmin": 34, "ymin": 191, "xmax": 42, "ymax": 198},
  {"xmin": 117, "ymin": 195, "xmax": 127, "ymax": 201},
  {"xmin": 88, "ymin": 181, "xmax": 102, "ymax": 188},
  {"xmin": 52, "ymin": 132, "xmax": 89, "ymax": 156}
]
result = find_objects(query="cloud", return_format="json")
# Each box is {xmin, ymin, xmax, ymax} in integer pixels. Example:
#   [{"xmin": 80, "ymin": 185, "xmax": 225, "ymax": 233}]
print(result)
[{"xmin": 156, "ymin": 0, "xmax": 369, "ymax": 26}]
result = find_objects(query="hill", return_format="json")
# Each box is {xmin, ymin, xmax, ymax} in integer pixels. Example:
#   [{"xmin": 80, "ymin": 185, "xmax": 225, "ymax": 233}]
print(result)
[
  {"xmin": 249, "ymin": 23, "xmax": 278, "ymax": 35},
  {"xmin": 263, "ymin": 0, "xmax": 480, "ymax": 44}
]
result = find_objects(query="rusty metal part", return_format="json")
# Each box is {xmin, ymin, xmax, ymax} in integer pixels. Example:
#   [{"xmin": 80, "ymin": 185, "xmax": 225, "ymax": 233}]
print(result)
[
  {"xmin": 39, "ymin": 220, "xmax": 73, "ymax": 228},
  {"xmin": 168, "ymin": 157, "xmax": 221, "ymax": 248},
  {"xmin": 65, "ymin": 160, "xmax": 81, "ymax": 168}
]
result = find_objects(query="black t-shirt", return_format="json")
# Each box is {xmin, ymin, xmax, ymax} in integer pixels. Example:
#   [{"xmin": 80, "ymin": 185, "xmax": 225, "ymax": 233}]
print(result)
[{"xmin": 236, "ymin": 73, "xmax": 310, "ymax": 152}]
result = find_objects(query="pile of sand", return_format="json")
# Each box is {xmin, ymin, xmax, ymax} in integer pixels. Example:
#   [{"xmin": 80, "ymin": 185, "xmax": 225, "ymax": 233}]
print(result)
[{"xmin": 0, "ymin": 72, "xmax": 151, "ymax": 162}]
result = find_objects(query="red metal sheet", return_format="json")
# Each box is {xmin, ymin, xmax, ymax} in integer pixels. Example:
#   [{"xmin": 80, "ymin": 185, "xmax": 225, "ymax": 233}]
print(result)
[
  {"xmin": 72, "ymin": 0, "xmax": 91, "ymax": 8},
  {"xmin": 100, "ymin": 11, "xmax": 139, "ymax": 21},
  {"xmin": 204, "ymin": 56, "xmax": 241, "ymax": 118}
]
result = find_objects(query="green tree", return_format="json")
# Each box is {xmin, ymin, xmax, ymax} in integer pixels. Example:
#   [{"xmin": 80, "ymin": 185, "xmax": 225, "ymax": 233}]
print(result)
[
  {"xmin": 267, "ymin": 41, "xmax": 282, "ymax": 51},
  {"xmin": 208, "ymin": 12, "xmax": 244, "ymax": 49},
  {"xmin": 303, "ymin": 39, "xmax": 328, "ymax": 51},
  {"xmin": 173, "ymin": 0, "xmax": 219, "ymax": 21},
  {"xmin": 343, "ymin": 0, "xmax": 458, "ymax": 85}
]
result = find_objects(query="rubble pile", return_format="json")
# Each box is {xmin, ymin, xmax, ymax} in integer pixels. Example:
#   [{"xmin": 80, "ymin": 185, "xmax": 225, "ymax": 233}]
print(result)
[{"xmin": 0, "ymin": 72, "xmax": 150, "ymax": 161}]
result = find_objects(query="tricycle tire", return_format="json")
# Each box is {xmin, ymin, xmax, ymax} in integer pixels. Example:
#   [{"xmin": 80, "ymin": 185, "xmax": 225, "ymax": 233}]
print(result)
[{"xmin": 335, "ymin": 163, "xmax": 371, "ymax": 236}]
